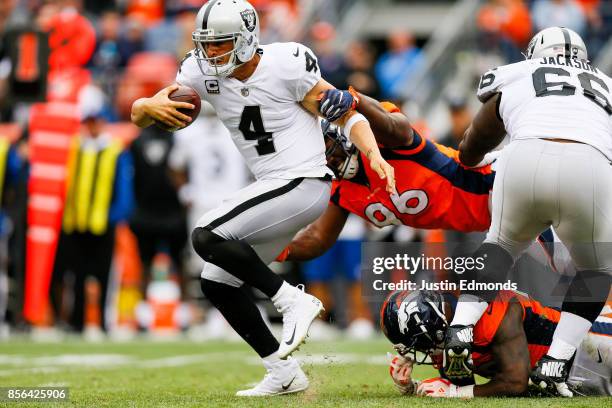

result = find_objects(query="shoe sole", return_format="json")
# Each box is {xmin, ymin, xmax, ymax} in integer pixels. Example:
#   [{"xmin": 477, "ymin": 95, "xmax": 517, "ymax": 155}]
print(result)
[
  {"xmin": 277, "ymin": 300, "xmax": 325, "ymax": 359},
  {"xmin": 235, "ymin": 383, "xmax": 309, "ymax": 397}
]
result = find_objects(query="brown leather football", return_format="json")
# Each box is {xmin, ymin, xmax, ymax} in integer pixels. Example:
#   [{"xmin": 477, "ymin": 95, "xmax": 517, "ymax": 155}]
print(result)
[{"xmin": 155, "ymin": 86, "xmax": 201, "ymax": 131}]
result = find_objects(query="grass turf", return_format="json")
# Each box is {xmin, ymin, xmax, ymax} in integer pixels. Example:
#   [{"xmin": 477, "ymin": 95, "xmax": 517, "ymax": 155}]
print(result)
[{"xmin": 0, "ymin": 337, "xmax": 608, "ymax": 407}]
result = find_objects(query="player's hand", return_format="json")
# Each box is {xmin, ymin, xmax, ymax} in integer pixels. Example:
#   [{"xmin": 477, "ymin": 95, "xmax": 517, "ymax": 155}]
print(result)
[
  {"xmin": 465, "ymin": 151, "xmax": 500, "ymax": 169},
  {"xmin": 143, "ymin": 84, "xmax": 195, "ymax": 129},
  {"xmin": 318, "ymin": 88, "xmax": 359, "ymax": 122},
  {"xmin": 458, "ymin": 138, "xmax": 485, "ymax": 168},
  {"xmin": 368, "ymin": 151, "xmax": 395, "ymax": 193},
  {"xmin": 417, "ymin": 377, "xmax": 474, "ymax": 398},
  {"xmin": 387, "ymin": 352, "xmax": 416, "ymax": 395},
  {"xmin": 417, "ymin": 377, "xmax": 457, "ymax": 398}
]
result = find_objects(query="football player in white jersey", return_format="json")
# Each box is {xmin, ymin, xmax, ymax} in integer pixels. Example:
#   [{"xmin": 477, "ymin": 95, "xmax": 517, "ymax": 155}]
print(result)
[
  {"xmin": 130, "ymin": 0, "xmax": 395, "ymax": 397},
  {"xmin": 441, "ymin": 27, "xmax": 612, "ymax": 397}
]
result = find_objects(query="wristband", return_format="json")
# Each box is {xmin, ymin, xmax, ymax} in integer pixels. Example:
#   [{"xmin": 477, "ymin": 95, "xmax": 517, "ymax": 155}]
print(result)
[
  {"xmin": 344, "ymin": 112, "xmax": 368, "ymax": 139},
  {"xmin": 453, "ymin": 384, "xmax": 474, "ymax": 398}
]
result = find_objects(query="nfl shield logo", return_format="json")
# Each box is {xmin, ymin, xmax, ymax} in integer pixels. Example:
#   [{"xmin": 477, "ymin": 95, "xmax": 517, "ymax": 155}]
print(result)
[
  {"xmin": 240, "ymin": 9, "xmax": 256, "ymax": 32},
  {"xmin": 241, "ymin": 88, "xmax": 249, "ymax": 97}
]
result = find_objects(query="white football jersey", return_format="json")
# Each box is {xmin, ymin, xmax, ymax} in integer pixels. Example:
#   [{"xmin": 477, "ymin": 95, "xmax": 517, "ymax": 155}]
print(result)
[
  {"xmin": 176, "ymin": 42, "xmax": 333, "ymax": 180},
  {"xmin": 169, "ymin": 113, "xmax": 250, "ymax": 210},
  {"xmin": 477, "ymin": 57, "xmax": 612, "ymax": 160}
]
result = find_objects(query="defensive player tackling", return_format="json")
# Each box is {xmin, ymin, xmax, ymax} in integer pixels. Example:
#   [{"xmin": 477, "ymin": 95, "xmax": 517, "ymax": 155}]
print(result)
[{"xmin": 382, "ymin": 290, "xmax": 611, "ymax": 397}]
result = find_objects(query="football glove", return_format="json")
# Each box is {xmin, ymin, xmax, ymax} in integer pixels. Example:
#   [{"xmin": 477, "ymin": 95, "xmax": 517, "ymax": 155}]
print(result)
[
  {"xmin": 387, "ymin": 352, "xmax": 417, "ymax": 395},
  {"xmin": 416, "ymin": 377, "xmax": 474, "ymax": 398},
  {"xmin": 318, "ymin": 87, "xmax": 360, "ymax": 122}
]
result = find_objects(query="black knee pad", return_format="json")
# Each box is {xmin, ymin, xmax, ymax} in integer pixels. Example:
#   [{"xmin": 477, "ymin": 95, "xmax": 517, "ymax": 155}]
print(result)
[
  {"xmin": 562, "ymin": 270, "xmax": 611, "ymax": 322},
  {"xmin": 191, "ymin": 227, "xmax": 224, "ymax": 260}
]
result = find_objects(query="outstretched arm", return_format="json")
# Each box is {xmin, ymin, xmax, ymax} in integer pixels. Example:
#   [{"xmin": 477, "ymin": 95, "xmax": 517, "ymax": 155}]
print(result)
[
  {"xmin": 475, "ymin": 301, "xmax": 530, "ymax": 397},
  {"xmin": 355, "ymin": 93, "xmax": 413, "ymax": 148},
  {"xmin": 458, "ymin": 93, "xmax": 506, "ymax": 167},
  {"xmin": 283, "ymin": 204, "xmax": 349, "ymax": 262},
  {"xmin": 301, "ymin": 79, "xmax": 396, "ymax": 193}
]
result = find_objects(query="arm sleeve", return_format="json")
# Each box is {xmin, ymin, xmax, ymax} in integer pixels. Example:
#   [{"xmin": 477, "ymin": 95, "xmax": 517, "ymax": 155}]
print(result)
[
  {"xmin": 285, "ymin": 43, "xmax": 322, "ymax": 101},
  {"xmin": 476, "ymin": 62, "xmax": 526, "ymax": 103},
  {"xmin": 477, "ymin": 68, "xmax": 504, "ymax": 103},
  {"xmin": 175, "ymin": 51, "xmax": 201, "ymax": 94}
]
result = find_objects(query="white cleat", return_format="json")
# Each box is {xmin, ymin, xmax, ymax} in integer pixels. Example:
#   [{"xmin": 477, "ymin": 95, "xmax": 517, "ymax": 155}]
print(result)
[
  {"xmin": 275, "ymin": 284, "xmax": 324, "ymax": 359},
  {"xmin": 236, "ymin": 357, "xmax": 309, "ymax": 396}
]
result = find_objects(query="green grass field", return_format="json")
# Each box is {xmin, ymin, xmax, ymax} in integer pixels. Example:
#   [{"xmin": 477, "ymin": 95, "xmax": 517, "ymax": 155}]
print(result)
[{"xmin": 0, "ymin": 337, "xmax": 608, "ymax": 407}]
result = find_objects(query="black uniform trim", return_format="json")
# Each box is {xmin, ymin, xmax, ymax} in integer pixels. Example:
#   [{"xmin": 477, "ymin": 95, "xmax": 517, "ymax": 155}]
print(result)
[
  {"xmin": 561, "ymin": 27, "xmax": 572, "ymax": 58},
  {"xmin": 205, "ymin": 178, "xmax": 305, "ymax": 230},
  {"xmin": 202, "ymin": 1, "xmax": 216, "ymax": 30}
]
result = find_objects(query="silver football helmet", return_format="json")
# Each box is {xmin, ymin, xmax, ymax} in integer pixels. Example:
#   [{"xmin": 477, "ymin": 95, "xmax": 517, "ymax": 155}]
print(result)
[
  {"xmin": 192, "ymin": 0, "xmax": 260, "ymax": 77},
  {"xmin": 525, "ymin": 26, "xmax": 587, "ymax": 61}
]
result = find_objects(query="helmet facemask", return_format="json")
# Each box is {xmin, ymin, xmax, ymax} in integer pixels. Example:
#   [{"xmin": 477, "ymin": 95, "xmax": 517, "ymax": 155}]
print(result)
[
  {"xmin": 322, "ymin": 120, "xmax": 359, "ymax": 179},
  {"xmin": 382, "ymin": 290, "xmax": 448, "ymax": 367},
  {"xmin": 193, "ymin": 30, "xmax": 245, "ymax": 77}
]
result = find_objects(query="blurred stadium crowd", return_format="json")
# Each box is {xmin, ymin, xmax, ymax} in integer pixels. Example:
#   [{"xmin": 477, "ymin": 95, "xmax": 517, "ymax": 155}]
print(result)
[{"xmin": 0, "ymin": 0, "xmax": 611, "ymax": 342}]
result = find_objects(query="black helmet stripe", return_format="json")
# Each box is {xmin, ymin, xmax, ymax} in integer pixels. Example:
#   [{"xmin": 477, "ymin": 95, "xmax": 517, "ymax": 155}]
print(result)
[
  {"xmin": 561, "ymin": 27, "xmax": 571, "ymax": 58},
  {"xmin": 201, "ymin": 0, "xmax": 217, "ymax": 30}
]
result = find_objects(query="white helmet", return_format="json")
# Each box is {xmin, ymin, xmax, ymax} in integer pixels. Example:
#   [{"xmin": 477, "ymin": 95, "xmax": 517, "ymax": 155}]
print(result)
[
  {"xmin": 192, "ymin": 0, "xmax": 260, "ymax": 77},
  {"xmin": 525, "ymin": 26, "xmax": 588, "ymax": 61}
]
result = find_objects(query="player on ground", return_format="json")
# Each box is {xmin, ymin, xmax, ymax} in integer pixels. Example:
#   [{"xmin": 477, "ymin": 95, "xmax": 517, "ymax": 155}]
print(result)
[
  {"xmin": 130, "ymin": 0, "xmax": 394, "ymax": 396},
  {"xmin": 381, "ymin": 290, "xmax": 611, "ymax": 397},
  {"xmin": 277, "ymin": 91, "xmax": 495, "ymax": 263},
  {"xmin": 442, "ymin": 27, "xmax": 612, "ymax": 397}
]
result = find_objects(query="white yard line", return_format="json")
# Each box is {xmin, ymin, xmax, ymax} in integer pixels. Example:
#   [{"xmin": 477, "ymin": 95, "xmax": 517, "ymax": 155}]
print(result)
[{"xmin": 0, "ymin": 352, "xmax": 388, "ymax": 377}]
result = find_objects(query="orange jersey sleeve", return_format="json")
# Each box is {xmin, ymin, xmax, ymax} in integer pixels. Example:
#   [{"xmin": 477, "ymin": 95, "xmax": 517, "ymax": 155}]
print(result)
[{"xmin": 331, "ymin": 131, "xmax": 493, "ymax": 232}]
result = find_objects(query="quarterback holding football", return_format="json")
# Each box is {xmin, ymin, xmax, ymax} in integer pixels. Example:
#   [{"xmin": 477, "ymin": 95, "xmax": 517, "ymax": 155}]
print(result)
[{"xmin": 131, "ymin": 0, "xmax": 395, "ymax": 397}]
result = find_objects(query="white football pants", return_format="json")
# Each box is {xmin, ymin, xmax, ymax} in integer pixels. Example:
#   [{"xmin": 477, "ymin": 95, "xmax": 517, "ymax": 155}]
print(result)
[{"xmin": 485, "ymin": 138, "xmax": 612, "ymax": 274}]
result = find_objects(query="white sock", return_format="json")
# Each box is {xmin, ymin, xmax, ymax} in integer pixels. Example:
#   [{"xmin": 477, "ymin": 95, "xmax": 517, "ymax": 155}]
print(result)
[
  {"xmin": 547, "ymin": 311, "xmax": 591, "ymax": 360},
  {"xmin": 450, "ymin": 294, "xmax": 489, "ymax": 327},
  {"xmin": 271, "ymin": 281, "xmax": 294, "ymax": 306},
  {"xmin": 262, "ymin": 351, "xmax": 281, "ymax": 365}
]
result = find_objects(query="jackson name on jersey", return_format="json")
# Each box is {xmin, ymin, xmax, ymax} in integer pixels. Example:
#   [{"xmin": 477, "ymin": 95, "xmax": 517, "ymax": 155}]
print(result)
[
  {"xmin": 477, "ymin": 57, "xmax": 612, "ymax": 160},
  {"xmin": 176, "ymin": 42, "xmax": 333, "ymax": 180}
]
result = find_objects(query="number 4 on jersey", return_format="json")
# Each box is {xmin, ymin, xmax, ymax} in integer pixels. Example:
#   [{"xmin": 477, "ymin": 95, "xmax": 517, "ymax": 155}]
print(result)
[
  {"xmin": 305, "ymin": 51, "xmax": 318, "ymax": 73},
  {"xmin": 239, "ymin": 106, "xmax": 276, "ymax": 155}
]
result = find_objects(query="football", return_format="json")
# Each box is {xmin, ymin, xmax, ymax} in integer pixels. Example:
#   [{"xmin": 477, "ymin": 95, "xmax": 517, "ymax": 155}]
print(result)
[{"xmin": 155, "ymin": 85, "xmax": 201, "ymax": 131}]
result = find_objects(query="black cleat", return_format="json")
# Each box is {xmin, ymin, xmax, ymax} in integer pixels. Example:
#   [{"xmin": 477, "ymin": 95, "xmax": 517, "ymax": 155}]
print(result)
[
  {"xmin": 442, "ymin": 324, "xmax": 474, "ymax": 384},
  {"xmin": 529, "ymin": 355, "xmax": 574, "ymax": 397}
]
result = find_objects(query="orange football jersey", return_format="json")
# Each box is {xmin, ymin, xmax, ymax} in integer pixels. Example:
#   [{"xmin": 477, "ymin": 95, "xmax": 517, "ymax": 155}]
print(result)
[
  {"xmin": 330, "ymin": 131, "xmax": 494, "ymax": 232},
  {"xmin": 473, "ymin": 290, "xmax": 561, "ymax": 369}
]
